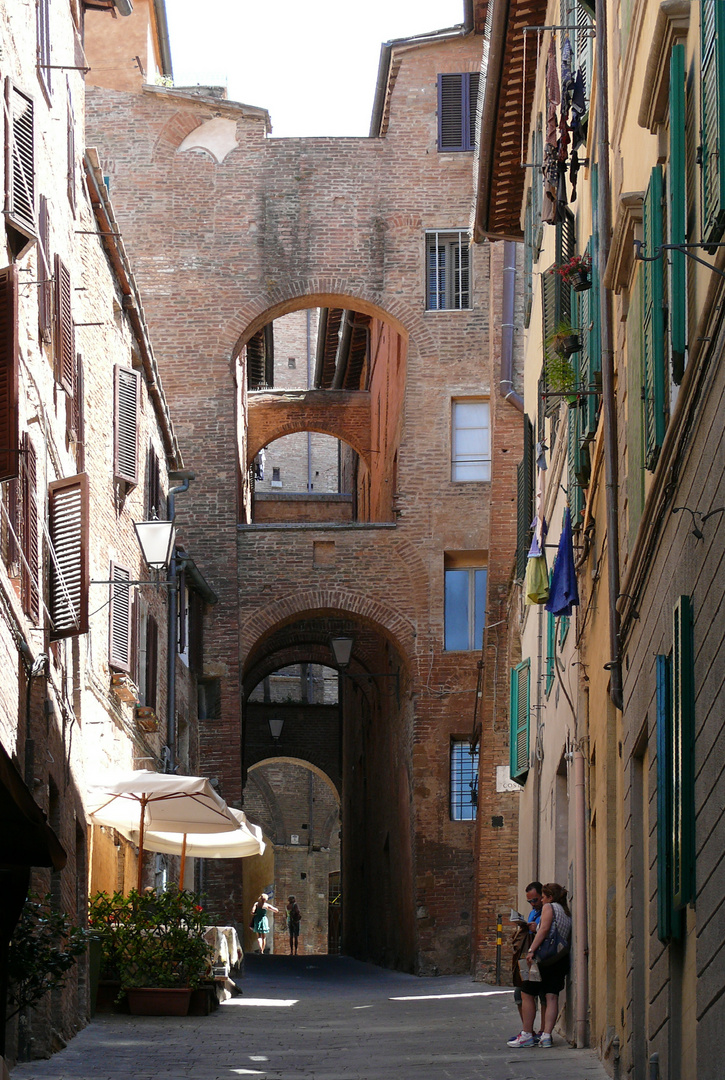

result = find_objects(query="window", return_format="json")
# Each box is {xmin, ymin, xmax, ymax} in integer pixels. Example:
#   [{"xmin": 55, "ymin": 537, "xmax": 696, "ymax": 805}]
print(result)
[
  {"xmin": 67, "ymin": 79, "xmax": 76, "ymax": 215},
  {"xmin": 20, "ymin": 433, "xmax": 39, "ymax": 622},
  {"xmin": 288, "ymin": 357, "xmax": 296, "ymax": 369},
  {"xmin": 0, "ymin": 266, "xmax": 19, "ymax": 483},
  {"xmin": 450, "ymin": 740, "xmax": 479, "ymax": 820},
  {"xmin": 48, "ymin": 473, "xmax": 89, "ymax": 639},
  {"xmin": 109, "ymin": 563, "xmax": 132, "ymax": 672},
  {"xmin": 54, "ymin": 255, "xmax": 75, "ymax": 394},
  {"xmin": 642, "ymin": 166, "xmax": 666, "ymax": 470},
  {"xmin": 38, "ymin": 196, "xmax": 52, "ymax": 342},
  {"xmin": 541, "ymin": 210, "xmax": 575, "ymax": 420},
  {"xmin": 451, "ymin": 399, "xmax": 490, "ymax": 481},
  {"xmin": 37, "ymin": 0, "xmax": 52, "ymax": 101},
  {"xmin": 113, "ymin": 364, "xmax": 141, "ymax": 485},
  {"xmin": 4, "ymin": 80, "xmax": 36, "ymax": 258},
  {"xmin": 444, "ymin": 559, "xmax": 487, "ymax": 651},
  {"xmin": 146, "ymin": 442, "xmax": 164, "ymax": 518},
  {"xmin": 509, "ymin": 659, "xmax": 531, "ymax": 784},
  {"xmin": 701, "ymin": 0, "xmax": 725, "ymax": 249},
  {"xmin": 656, "ymin": 596, "xmax": 696, "ymax": 941},
  {"xmin": 669, "ymin": 43, "xmax": 686, "ymax": 384},
  {"xmin": 144, "ymin": 613, "xmax": 158, "ymax": 712},
  {"xmin": 426, "ymin": 230, "xmax": 470, "ymax": 310},
  {"xmin": 271, "ymin": 466, "xmax": 282, "ymax": 488},
  {"xmin": 437, "ymin": 73, "xmax": 479, "ymax": 152}
]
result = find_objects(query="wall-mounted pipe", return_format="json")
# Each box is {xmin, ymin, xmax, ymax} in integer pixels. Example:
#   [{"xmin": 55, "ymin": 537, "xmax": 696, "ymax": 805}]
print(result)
[
  {"xmin": 165, "ymin": 470, "xmax": 195, "ymax": 771},
  {"xmin": 501, "ymin": 240, "xmax": 524, "ymax": 412}
]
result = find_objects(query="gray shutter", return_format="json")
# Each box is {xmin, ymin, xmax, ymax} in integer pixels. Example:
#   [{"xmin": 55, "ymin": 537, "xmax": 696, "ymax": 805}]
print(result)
[
  {"xmin": 48, "ymin": 473, "xmax": 89, "ymax": 639},
  {"xmin": 21, "ymin": 432, "xmax": 39, "ymax": 622},
  {"xmin": 439, "ymin": 74, "xmax": 464, "ymax": 150},
  {"xmin": 114, "ymin": 365, "xmax": 141, "ymax": 485},
  {"xmin": 109, "ymin": 563, "xmax": 132, "ymax": 672},
  {"xmin": 38, "ymin": 195, "xmax": 52, "ymax": 340},
  {"xmin": 37, "ymin": 0, "xmax": 52, "ymax": 100},
  {"xmin": 0, "ymin": 265, "xmax": 19, "ymax": 482}
]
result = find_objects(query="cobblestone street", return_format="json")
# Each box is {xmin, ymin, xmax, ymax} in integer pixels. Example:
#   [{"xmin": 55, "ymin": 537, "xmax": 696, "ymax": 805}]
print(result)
[{"xmin": 11, "ymin": 956, "xmax": 610, "ymax": 1080}]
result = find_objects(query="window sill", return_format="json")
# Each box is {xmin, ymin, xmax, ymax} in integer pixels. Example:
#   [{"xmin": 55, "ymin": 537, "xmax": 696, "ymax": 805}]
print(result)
[{"xmin": 423, "ymin": 308, "xmax": 473, "ymax": 314}]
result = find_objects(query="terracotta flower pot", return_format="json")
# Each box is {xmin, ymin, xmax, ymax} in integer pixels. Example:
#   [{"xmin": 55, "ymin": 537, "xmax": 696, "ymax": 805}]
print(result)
[{"xmin": 126, "ymin": 987, "xmax": 192, "ymax": 1016}]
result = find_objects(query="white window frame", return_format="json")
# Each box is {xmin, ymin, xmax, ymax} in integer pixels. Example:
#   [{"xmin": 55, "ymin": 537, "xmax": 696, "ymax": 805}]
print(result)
[
  {"xmin": 451, "ymin": 399, "xmax": 490, "ymax": 481},
  {"xmin": 444, "ymin": 564, "xmax": 487, "ymax": 652},
  {"xmin": 426, "ymin": 229, "xmax": 471, "ymax": 310}
]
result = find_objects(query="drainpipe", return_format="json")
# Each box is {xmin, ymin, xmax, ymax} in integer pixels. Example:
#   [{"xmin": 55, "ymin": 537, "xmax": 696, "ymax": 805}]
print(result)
[
  {"xmin": 595, "ymin": 0, "xmax": 623, "ymax": 710},
  {"xmin": 501, "ymin": 241, "xmax": 524, "ymax": 412},
  {"xmin": 574, "ymin": 746, "xmax": 589, "ymax": 1045},
  {"xmin": 165, "ymin": 469, "xmax": 195, "ymax": 771}
]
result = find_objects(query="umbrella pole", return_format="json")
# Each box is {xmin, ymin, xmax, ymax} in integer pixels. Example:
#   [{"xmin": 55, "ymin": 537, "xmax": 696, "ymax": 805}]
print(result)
[
  {"xmin": 179, "ymin": 834, "xmax": 188, "ymax": 888},
  {"xmin": 136, "ymin": 796, "xmax": 147, "ymax": 893}
]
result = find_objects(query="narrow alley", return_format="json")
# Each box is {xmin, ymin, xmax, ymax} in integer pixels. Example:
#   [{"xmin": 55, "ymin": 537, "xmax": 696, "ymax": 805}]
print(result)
[{"xmin": 11, "ymin": 957, "xmax": 609, "ymax": 1080}]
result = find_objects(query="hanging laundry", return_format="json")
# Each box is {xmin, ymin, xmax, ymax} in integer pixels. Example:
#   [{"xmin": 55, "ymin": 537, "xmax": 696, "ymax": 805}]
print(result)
[
  {"xmin": 570, "ymin": 68, "xmax": 587, "ymax": 149},
  {"xmin": 525, "ymin": 468, "xmax": 549, "ymax": 605},
  {"xmin": 560, "ymin": 35, "xmax": 575, "ymax": 108},
  {"xmin": 545, "ymin": 38, "xmax": 560, "ymax": 147},
  {"xmin": 545, "ymin": 506, "xmax": 580, "ymax": 617},
  {"xmin": 542, "ymin": 144, "xmax": 559, "ymax": 224},
  {"xmin": 569, "ymin": 149, "xmax": 580, "ymax": 202}
]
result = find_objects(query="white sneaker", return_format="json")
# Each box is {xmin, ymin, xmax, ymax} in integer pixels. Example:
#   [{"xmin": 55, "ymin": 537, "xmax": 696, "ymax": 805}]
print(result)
[
  {"xmin": 539, "ymin": 1033, "xmax": 553, "ymax": 1048},
  {"xmin": 507, "ymin": 1031, "xmax": 536, "ymax": 1047}
]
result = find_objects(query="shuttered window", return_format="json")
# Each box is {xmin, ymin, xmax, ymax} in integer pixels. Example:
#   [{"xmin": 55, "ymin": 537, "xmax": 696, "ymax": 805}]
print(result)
[
  {"xmin": 20, "ymin": 433, "xmax": 40, "ymax": 622},
  {"xmin": 671, "ymin": 596, "xmax": 696, "ymax": 911},
  {"xmin": 509, "ymin": 660, "xmax": 531, "ymax": 784},
  {"xmin": 438, "ymin": 72, "xmax": 479, "ymax": 152},
  {"xmin": 701, "ymin": 0, "xmax": 725, "ymax": 248},
  {"xmin": 54, "ymin": 255, "xmax": 75, "ymax": 394},
  {"xmin": 523, "ymin": 191, "xmax": 534, "ymax": 328},
  {"xmin": 426, "ymin": 230, "xmax": 471, "ymax": 310},
  {"xmin": 0, "ymin": 265, "xmax": 19, "ymax": 482},
  {"xmin": 642, "ymin": 166, "xmax": 666, "ymax": 470},
  {"xmin": 67, "ymin": 81, "xmax": 76, "ymax": 215},
  {"xmin": 37, "ymin": 0, "xmax": 52, "ymax": 101},
  {"xmin": 146, "ymin": 442, "xmax": 164, "ymax": 517},
  {"xmin": 114, "ymin": 365, "xmax": 141, "ymax": 485},
  {"xmin": 48, "ymin": 473, "xmax": 89, "ymax": 639},
  {"xmin": 567, "ymin": 401, "xmax": 587, "ymax": 527},
  {"xmin": 515, "ymin": 415, "xmax": 534, "ymax": 581},
  {"xmin": 145, "ymin": 614, "xmax": 158, "ymax": 711},
  {"xmin": 669, "ymin": 43, "xmax": 687, "ymax": 384},
  {"xmin": 109, "ymin": 563, "xmax": 132, "ymax": 672},
  {"xmin": 656, "ymin": 652, "xmax": 677, "ymax": 941},
  {"xmin": 4, "ymin": 81, "xmax": 36, "ymax": 248},
  {"xmin": 38, "ymin": 195, "xmax": 52, "ymax": 341},
  {"xmin": 71, "ymin": 353, "xmax": 85, "ymax": 471}
]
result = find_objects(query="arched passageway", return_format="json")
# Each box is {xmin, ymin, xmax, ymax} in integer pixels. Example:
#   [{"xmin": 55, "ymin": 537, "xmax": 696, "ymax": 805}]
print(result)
[{"xmin": 242, "ymin": 609, "xmax": 416, "ymax": 971}]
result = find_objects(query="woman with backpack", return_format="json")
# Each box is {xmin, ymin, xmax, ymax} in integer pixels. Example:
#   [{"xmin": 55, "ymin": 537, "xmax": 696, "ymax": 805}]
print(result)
[{"xmin": 508, "ymin": 882, "xmax": 572, "ymax": 1049}]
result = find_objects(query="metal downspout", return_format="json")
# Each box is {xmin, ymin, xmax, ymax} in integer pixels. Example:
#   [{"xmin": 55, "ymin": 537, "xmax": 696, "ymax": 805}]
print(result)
[
  {"xmin": 595, "ymin": 0, "xmax": 623, "ymax": 711},
  {"xmin": 574, "ymin": 747, "xmax": 589, "ymax": 1045},
  {"xmin": 165, "ymin": 472, "xmax": 194, "ymax": 771},
  {"xmin": 501, "ymin": 240, "xmax": 524, "ymax": 412}
]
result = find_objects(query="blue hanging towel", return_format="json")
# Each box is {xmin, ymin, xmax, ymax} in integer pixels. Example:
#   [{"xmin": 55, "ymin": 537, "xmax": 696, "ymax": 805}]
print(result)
[{"xmin": 545, "ymin": 506, "xmax": 579, "ymax": 616}]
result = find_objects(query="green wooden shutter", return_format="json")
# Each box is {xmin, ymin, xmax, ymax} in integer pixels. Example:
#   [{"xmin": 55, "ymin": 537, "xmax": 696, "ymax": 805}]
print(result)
[
  {"xmin": 545, "ymin": 600, "xmax": 555, "ymax": 696},
  {"xmin": 642, "ymin": 166, "xmax": 666, "ymax": 470},
  {"xmin": 567, "ymin": 403, "xmax": 587, "ymax": 527},
  {"xmin": 672, "ymin": 595, "xmax": 696, "ymax": 910},
  {"xmin": 701, "ymin": 0, "xmax": 725, "ymax": 248},
  {"xmin": 542, "ymin": 269, "xmax": 559, "ymax": 418},
  {"xmin": 509, "ymin": 660, "xmax": 530, "ymax": 783},
  {"xmin": 656, "ymin": 652, "xmax": 680, "ymax": 941},
  {"xmin": 516, "ymin": 415, "xmax": 534, "ymax": 581},
  {"xmin": 524, "ymin": 191, "xmax": 533, "ymax": 328},
  {"xmin": 669, "ymin": 43, "xmax": 687, "ymax": 384}
]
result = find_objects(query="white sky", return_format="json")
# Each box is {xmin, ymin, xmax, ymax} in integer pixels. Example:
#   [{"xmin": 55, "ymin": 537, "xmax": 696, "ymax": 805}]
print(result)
[{"xmin": 164, "ymin": 0, "xmax": 465, "ymax": 138}]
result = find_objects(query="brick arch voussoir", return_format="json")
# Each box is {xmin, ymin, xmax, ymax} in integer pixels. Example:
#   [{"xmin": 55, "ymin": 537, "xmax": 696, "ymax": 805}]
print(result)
[
  {"xmin": 249, "ymin": 757, "xmax": 340, "ymax": 802},
  {"xmin": 241, "ymin": 589, "xmax": 415, "ymax": 670},
  {"xmin": 152, "ymin": 108, "xmax": 215, "ymax": 160},
  {"xmin": 247, "ymin": 421, "xmax": 370, "ymax": 470},
  {"xmin": 244, "ymin": 643, "xmax": 337, "ymax": 699},
  {"xmin": 223, "ymin": 282, "xmax": 436, "ymax": 361}
]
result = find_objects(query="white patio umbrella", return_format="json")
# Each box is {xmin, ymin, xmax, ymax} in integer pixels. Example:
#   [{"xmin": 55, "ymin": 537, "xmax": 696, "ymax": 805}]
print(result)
[
  {"xmin": 86, "ymin": 770, "xmax": 242, "ymax": 891},
  {"xmin": 117, "ymin": 808, "xmax": 265, "ymax": 885}
]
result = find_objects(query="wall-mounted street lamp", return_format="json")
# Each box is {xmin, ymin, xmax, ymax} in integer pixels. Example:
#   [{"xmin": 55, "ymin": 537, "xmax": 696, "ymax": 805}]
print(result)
[
  {"xmin": 329, "ymin": 635, "xmax": 400, "ymax": 707},
  {"xmin": 134, "ymin": 512, "xmax": 176, "ymax": 571},
  {"xmin": 268, "ymin": 716, "xmax": 284, "ymax": 745}
]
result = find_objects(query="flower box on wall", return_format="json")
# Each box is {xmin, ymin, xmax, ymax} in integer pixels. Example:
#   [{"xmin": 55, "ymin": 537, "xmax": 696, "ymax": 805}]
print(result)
[
  {"xmin": 111, "ymin": 672, "xmax": 138, "ymax": 705},
  {"xmin": 134, "ymin": 705, "xmax": 158, "ymax": 733}
]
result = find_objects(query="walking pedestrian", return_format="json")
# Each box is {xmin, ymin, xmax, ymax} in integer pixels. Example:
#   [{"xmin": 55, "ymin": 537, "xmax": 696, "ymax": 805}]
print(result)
[
  {"xmin": 250, "ymin": 892, "xmax": 279, "ymax": 954},
  {"xmin": 286, "ymin": 895, "xmax": 302, "ymax": 955},
  {"xmin": 508, "ymin": 882, "xmax": 572, "ymax": 1048}
]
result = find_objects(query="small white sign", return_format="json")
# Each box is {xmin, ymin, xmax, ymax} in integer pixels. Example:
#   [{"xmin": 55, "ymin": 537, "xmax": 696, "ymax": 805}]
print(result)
[
  {"xmin": 496, "ymin": 765, "xmax": 521, "ymax": 793},
  {"xmin": 290, "ymin": 834, "xmax": 299, "ymax": 845}
]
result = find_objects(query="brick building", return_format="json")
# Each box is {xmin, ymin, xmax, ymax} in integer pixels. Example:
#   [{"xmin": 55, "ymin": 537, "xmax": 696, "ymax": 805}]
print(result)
[
  {"xmin": 83, "ymin": 0, "xmax": 525, "ymax": 979},
  {"xmin": 0, "ymin": 0, "xmax": 216, "ymax": 1064}
]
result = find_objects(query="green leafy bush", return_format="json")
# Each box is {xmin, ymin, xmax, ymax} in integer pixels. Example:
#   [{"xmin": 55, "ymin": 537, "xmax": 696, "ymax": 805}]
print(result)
[
  {"xmin": 7, "ymin": 894, "xmax": 92, "ymax": 1020},
  {"xmin": 88, "ymin": 887, "xmax": 212, "ymax": 990}
]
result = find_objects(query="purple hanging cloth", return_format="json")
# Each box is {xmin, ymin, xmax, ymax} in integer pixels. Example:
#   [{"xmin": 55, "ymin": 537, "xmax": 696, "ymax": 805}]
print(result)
[{"xmin": 545, "ymin": 507, "xmax": 580, "ymax": 617}]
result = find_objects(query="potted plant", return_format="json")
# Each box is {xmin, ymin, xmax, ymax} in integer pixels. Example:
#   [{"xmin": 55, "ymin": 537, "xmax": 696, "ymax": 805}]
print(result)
[
  {"xmin": 543, "ymin": 331, "xmax": 579, "ymax": 405},
  {"xmin": 549, "ymin": 252, "xmax": 592, "ymax": 291},
  {"xmin": 88, "ymin": 887, "xmax": 213, "ymax": 1016},
  {"xmin": 547, "ymin": 320, "xmax": 581, "ymax": 359}
]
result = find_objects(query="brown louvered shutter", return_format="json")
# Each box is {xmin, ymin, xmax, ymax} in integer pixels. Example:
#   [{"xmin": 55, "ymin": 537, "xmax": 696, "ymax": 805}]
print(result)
[
  {"xmin": 21, "ymin": 433, "xmax": 40, "ymax": 622},
  {"xmin": 109, "ymin": 562, "xmax": 132, "ymax": 672},
  {"xmin": 54, "ymin": 255, "xmax": 75, "ymax": 393},
  {"xmin": 146, "ymin": 441, "xmax": 163, "ymax": 517},
  {"xmin": 0, "ymin": 265, "xmax": 19, "ymax": 481},
  {"xmin": 439, "ymin": 73, "xmax": 464, "ymax": 150},
  {"xmin": 114, "ymin": 365, "xmax": 140, "ymax": 485},
  {"xmin": 2, "ymin": 478, "xmax": 19, "ymax": 572},
  {"xmin": 48, "ymin": 472, "xmax": 89, "ymax": 639},
  {"xmin": 146, "ymin": 614, "xmax": 158, "ymax": 711},
  {"xmin": 5, "ymin": 81, "xmax": 36, "ymax": 240},
  {"xmin": 38, "ymin": 195, "xmax": 52, "ymax": 340},
  {"xmin": 468, "ymin": 72, "xmax": 480, "ymax": 150},
  {"xmin": 37, "ymin": 0, "xmax": 52, "ymax": 101}
]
